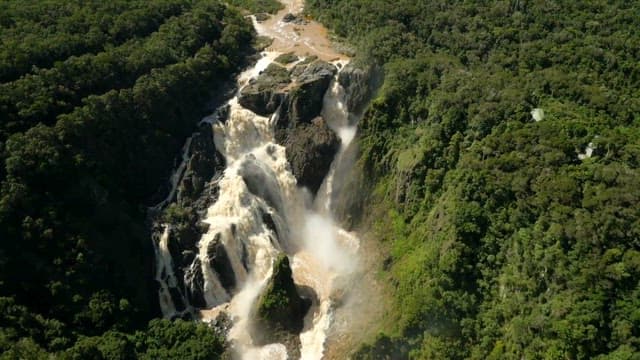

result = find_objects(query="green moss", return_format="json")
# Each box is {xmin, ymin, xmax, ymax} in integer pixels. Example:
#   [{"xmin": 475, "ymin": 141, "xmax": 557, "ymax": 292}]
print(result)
[
  {"xmin": 274, "ymin": 52, "xmax": 299, "ymax": 65},
  {"xmin": 252, "ymin": 63, "xmax": 291, "ymax": 90},
  {"xmin": 257, "ymin": 254, "xmax": 295, "ymax": 319},
  {"xmin": 297, "ymin": 55, "xmax": 318, "ymax": 66},
  {"xmin": 254, "ymin": 254, "xmax": 306, "ymax": 333}
]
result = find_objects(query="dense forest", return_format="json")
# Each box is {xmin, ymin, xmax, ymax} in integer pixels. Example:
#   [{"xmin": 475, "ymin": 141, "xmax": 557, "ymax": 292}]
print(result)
[
  {"xmin": 0, "ymin": 0, "xmax": 281, "ymax": 358},
  {"xmin": 307, "ymin": 0, "xmax": 640, "ymax": 359}
]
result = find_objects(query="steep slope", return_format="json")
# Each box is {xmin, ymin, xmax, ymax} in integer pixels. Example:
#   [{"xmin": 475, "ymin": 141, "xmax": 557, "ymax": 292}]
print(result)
[
  {"xmin": 307, "ymin": 0, "xmax": 640, "ymax": 358},
  {"xmin": 0, "ymin": 0, "xmax": 270, "ymax": 357}
]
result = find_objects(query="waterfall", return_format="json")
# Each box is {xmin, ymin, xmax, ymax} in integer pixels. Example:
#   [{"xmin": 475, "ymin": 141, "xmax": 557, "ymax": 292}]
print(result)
[
  {"xmin": 152, "ymin": 1, "xmax": 366, "ymax": 358},
  {"xmin": 195, "ymin": 59, "xmax": 358, "ymax": 358},
  {"xmin": 153, "ymin": 225, "xmax": 190, "ymax": 319}
]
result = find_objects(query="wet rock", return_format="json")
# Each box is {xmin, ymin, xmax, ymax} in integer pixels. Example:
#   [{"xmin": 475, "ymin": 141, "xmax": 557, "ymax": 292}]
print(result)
[
  {"xmin": 166, "ymin": 213, "xmax": 200, "ymax": 254},
  {"xmin": 184, "ymin": 258, "xmax": 207, "ymax": 308},
  {"xmin": 177, "ymin": 123, "xmax": 225, "ymax": 204},
  {"xmin": 282, "ymin": 13, "xmax": 297, "ymax": 22},
  {"xmin": 253, "ymin": 254, "xmax": 309, "ymax": 331},
  {"xmin": 239, "ymin": 60, "xmax": 335, "ymax": 122},
  {"xmin": 261, "ymin": 210, "xmax": 279, "ymax": 239},
  {"xmin": 283, "ymin": 61, "xmax": 337, "ymax": 124},
  {"xmin": 181, "ymin": 250, "xmax": 196, "ymax": 267},
  {"xmin": 237, "ymin": 59, "xmax": 339, "ymax": 194},
  {"xmin": 250, "ymin": 254, "xmax": 310, "ymax": 357},
  {"xmin": 269, "ymin": 60, "xmax": 339, "ymax": 194},
  {"xmin": 338, "ymin": 62, "xmax": 382, "ymax": 115},
  {"xmin": 207, "ymin": 234, "xmax": 236, "ymax": 293},
  {"xmin": 238, "ymin": 157, "xmax": 285, "ymax": 214},
  {"xmin": 169, "ymin": 286, "xmax": 187, "ymax": 313},
  {"xmin": 214, "ymin": 104, "xmax": 230, "ymax": 124},
  {"xmin": 276, "ymin": 117, "xmax": 339, "ymax": 194},
  {"xmin": 282, "ymin": 13, "xmax": 308, "ymax": 25},
  {"xmin": 238, "ymin": 64, "xmax": 290, "ymax": 116}
]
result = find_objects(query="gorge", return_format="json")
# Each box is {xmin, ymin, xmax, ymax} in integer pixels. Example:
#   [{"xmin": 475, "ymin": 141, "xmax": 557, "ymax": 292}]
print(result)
[
  {"xmin": 150, "ymin": 1, "xmax": 377, "ymax": 358},
  {"xmin": 3, "ymin": 0, "xmax": 638, "ymax": 358}
]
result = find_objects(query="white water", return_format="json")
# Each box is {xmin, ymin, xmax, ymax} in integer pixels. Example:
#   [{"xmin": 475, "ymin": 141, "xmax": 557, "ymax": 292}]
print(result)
[
  {"xmin": 153, "ymin": 225, "xmax": 190, "ymax": 318},
  {"xmin": 154, "ymin": 1, "xmax": 362, "ymax": 358},
  {"xmin": 197, "ymin": 60, "xmax": 359, "ymax": 358},
  {"xmin": 151, "ymin": 137, "xmax": 193, "ymax": 212}
]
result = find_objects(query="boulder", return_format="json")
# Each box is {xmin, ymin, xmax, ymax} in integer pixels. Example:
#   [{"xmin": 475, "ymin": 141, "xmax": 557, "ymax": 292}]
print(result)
[
  {"xmin": 275, "ymin": 117, "xmax": 339, "ymax": 194},
  {"xmin": 282, "ymin": 13, "xmax": 308, "ymax": 25},
  {"xmin": 207, "ymin": 233, "xmax": 236, "ymax": 293},
  {"xmin": 177, "ymin": 122, "xmax": 224, "ymax": 205},
  {"xmin": 274, "ymin": 52, "xmax": 299, "ymax": 65},
  {"xmin": 184, "ymin": 258, "xmax": 207, "ymax": 308},
  {"xmin": 282, "ymin": 13, "xmax": 297, "ymax": 22},
  {"xmin": 250, "ymin": 254, "xmax": 311, "ymax": 357},
  {"xmin": 238, "ymin": 64, "xmax": 290, "ymax": 116},
  {"xmin": 281, "ymin": 61, "xmax": 337, "ymax": 124}
]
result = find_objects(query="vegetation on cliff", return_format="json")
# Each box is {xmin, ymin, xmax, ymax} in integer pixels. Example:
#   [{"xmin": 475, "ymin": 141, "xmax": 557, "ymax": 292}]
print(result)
[
  {"xmin": 307, "ymin": 0, "xmax": 640, "ymax": 358},
  {"xmin": 0, "ymin": 0, "xmax": 278, "ymax": 357},
  {"xmin": 254, "ymin": 254, "xmax": 308, "ymax": 333},
  {"xmin": 251, "ymin": 253, "xmax": 310, "ymax": 358}
]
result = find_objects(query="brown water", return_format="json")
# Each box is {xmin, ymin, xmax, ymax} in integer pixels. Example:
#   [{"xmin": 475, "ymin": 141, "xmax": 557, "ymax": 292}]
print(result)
[
  {"xmin": 253, "ymin": 0, "xmax": 348, "ymax": 62},
  {"xmin": 194, "ymin": 2, "xmax": 386, "ymax": 359}
]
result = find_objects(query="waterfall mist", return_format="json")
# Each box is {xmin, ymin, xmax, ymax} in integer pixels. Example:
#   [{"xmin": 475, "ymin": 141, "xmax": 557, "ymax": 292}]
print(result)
[{"xmin": 151, "ymin": 1, "xmax": 374, "ymax": 358}]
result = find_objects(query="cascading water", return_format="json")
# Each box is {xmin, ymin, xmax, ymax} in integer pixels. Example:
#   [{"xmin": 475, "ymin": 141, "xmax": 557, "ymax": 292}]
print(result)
[{"xmin": 152, "ymin": 1, "xmax": 366, "ymax": 358}]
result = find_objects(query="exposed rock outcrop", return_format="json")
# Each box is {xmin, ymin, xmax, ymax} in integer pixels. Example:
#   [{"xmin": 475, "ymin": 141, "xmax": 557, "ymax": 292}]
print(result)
[
  {"xmin": 207, "ymin": 234, "xmax": 236, "ymax": 293},
  {"xmin": 151, "ymin": 120, "xmax": 226, "ymax": 317},
  {"xmin": 338, "ymin": 62, "xmax": 382, "ymax": 115},
  {"xmin": 250, "ymin": 253, "xmax": 311, "ymax": 358},
  {"xmin": 275, "ymin": 117, "xmax": 339, "ymax": 194},
  {"xmin": 238, "ymin": 59, "xmax": 340, "ymax": 194},
  {"xmin": 280, "ymin": 60, "xmax": 336, "ymax": 124},
  {"xmin": 274, "ymin": 52, "xmax": 299, "ymax": 65},
  {"xmin": 282, "ymin": 13, "xmax": 308, "ymax": 25},
  {"xmin": 184, "ymin": 258, "xmax": 207, "ymax": 308},
  {"xmin": 238, "ymin": 63, "xmax": 290, "ymax": 116}
]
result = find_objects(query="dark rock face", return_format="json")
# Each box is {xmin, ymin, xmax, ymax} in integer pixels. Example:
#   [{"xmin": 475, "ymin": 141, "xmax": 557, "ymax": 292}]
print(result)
[
  {"xmin": 282, "ymin": 13, "xmax": 308, "ymax": 25},
  {"xmin": 338, "ymin": 62, "xmax": 382, "ymax": 115},
  {"xmin": 184, "ymin": 258, "xmax": 207, "ymax": 308},
  {"xmin": 282, "ymin": 13, "xmax": 297, "ymax": 23},
  {"xmin": 150, "ymin": 118, "xmax": 227, "ymax": 316},
  {"xmin": 250, "ymin": 254, "xmax": 311, "ymax": 357},
  {"xmin": 281, "ymin": 61, "xmax": 336, "ymax": 124},
  {"xmin": 276, "ymin": 117, "xmax": 339, "ymax": 194},
  {"xmin": 177, "ymin": 123, "xmax": 225, "ymax": 207},
  {"xmin": 237, "ymin": 58, "xmax": 340, "ymax": 195},
  {"xmin": 276, "ymin": 61, "xmax": 339, "ymax": 194},
  {"xmin": 254, "ymin": 254, "xmax": 309, "ymax": 331},
  {"xmin": 207, "ymin": 234, "xmax": 236, "ymax": 293}
]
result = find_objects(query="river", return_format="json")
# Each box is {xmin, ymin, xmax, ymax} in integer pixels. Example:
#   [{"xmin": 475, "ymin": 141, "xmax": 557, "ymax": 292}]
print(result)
[{"xmin": 154, "ymin": 1, "xmax": 367, "ymax": 358}]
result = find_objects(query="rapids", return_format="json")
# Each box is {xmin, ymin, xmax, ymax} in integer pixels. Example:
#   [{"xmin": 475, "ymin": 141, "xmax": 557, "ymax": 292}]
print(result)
[{"xmin": 153, "ymin": 1, "xmax": 363, "ymax": 358}]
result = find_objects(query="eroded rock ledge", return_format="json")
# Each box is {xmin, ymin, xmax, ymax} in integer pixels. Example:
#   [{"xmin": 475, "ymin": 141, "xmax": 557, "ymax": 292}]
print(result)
[
  {"xmin": 239, "ymin": 58, "xmax": 340, "ymax": 194},
  {"xmin": 250, "ymin": 253, "xmax": 312, "ymax": 358}
]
